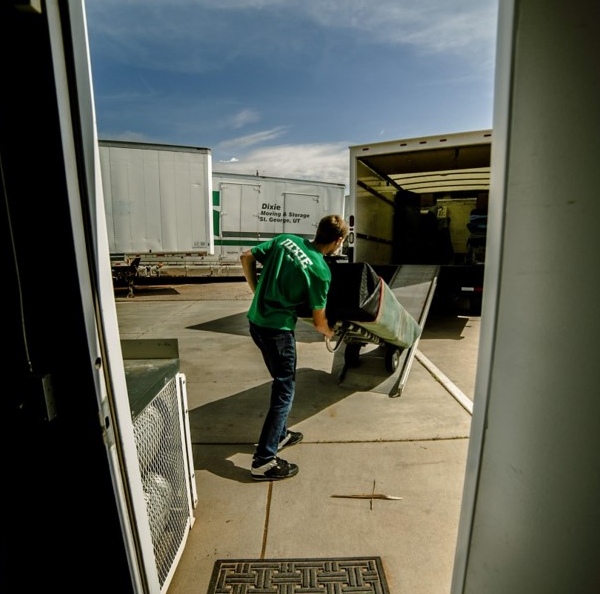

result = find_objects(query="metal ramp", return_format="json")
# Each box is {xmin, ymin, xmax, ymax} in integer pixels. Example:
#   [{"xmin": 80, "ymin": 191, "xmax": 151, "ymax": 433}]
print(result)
[{"xmin": 334, "ymin": 264, "xmax": 439, "ymax": 397}]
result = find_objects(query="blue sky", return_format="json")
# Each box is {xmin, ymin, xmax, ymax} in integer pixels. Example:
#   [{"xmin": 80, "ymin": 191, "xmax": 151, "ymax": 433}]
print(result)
[{"xmin": 85, "ymin": 0, "xmax": 498, "ymax": 188}]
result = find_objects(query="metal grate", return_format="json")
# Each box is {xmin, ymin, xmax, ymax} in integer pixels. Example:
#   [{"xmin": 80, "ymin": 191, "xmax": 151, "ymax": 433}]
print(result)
[{"xmin": 133, "ymin": 375, "xmax": 193, "ymax": 589}]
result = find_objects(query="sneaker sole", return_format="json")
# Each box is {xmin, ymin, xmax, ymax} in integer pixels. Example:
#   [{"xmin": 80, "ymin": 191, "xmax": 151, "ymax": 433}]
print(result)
[
  {"xmin": 251, "ymin": 467, "xmax": 299, "ymax": 481},
  {"xmin": 251, "ymin": 474, "xmax": 296, "ymax": 481}
]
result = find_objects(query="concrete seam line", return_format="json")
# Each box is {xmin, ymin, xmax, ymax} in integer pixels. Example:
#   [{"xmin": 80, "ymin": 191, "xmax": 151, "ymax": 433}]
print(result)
[{"xmin": 415, "ymin": 350, "xmax": 473, "ymax": 415}]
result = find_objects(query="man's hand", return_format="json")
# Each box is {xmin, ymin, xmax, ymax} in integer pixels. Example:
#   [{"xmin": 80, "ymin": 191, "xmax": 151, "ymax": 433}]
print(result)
[{"xmin": 312, "ymin": 308, "xmax": 334, "ymax": 339}]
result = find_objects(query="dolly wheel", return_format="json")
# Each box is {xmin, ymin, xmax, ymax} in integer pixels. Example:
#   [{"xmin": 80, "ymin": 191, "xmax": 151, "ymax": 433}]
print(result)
[
  {"xmin": 384, "ymin": 346, "xmax": 401, "ymax": 373},
  {"xmin": 344, "ymin": 343, "xmax": 361, "ymax": 368}
]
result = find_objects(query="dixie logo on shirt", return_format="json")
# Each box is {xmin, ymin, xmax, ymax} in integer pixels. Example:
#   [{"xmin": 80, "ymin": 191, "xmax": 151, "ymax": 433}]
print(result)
[{"xmin": 281, "ymin": 238, "xmax": 313, "ymax": 270}]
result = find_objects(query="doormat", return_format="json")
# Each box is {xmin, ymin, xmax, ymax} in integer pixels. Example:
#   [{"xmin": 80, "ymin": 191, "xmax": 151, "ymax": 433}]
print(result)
[{"xmin": 207, "ymin": 557, "xmax": 390, "ymax": 594}]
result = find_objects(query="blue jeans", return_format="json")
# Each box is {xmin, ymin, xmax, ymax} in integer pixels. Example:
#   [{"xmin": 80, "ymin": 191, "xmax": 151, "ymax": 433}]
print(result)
[{"xmin": 249, "ymin": 322, "xmax": 297, "ymax": 464}]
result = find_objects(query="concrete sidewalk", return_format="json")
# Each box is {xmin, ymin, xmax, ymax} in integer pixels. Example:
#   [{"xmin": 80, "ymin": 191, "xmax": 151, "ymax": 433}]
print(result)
[{"xmin": 115, "ymin": 280, "xmax": 477, "ymax": 594}]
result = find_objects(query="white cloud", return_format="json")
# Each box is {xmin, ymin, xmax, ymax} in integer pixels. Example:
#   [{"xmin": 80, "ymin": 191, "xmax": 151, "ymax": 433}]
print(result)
[
  {"xmin": 213, "ymin": 142, "xmax": 350, "ymax": 188},
  {"xmin": 306, "ymin": 0, "xmax": 496, "ymax": 54},
  {"xmin": 230, "ymin": 109, "xmax": 260, "ymax": 129},
  {"xmin": 217, "ymin": 127, "xmax": 289, "ymax": 150}
]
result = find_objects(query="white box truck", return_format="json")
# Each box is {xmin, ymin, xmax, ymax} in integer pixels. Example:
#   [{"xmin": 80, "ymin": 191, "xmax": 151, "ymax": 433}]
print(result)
[
  {"xmin": 347, "ymin": 129, "xmax": 492, "ymax": 313},
  {"xmin": 99, "ymin": 140, "xmax": 214, "ymax": 275}
]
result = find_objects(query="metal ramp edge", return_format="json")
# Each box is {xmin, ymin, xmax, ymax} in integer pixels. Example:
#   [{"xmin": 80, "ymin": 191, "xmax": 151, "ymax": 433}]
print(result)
[{"xmin": 387, "ymin": 264, "xmax": 439, "ymax": 397}]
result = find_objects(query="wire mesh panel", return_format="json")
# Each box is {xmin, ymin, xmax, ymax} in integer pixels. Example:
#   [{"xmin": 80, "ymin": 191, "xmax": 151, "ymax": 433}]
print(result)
[{"xmin": 132, "ymin": 374, "xmax": 194, "ymax": 590}]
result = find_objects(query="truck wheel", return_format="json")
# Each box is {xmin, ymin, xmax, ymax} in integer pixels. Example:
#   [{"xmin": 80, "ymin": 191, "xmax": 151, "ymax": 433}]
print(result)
[
  {"xmin": 384, "ymin": 346, "xmax": 401, "ymax": 373},
  {"xmin": 344, "ymin": 343, "xmax": 361, "ymax": 368}
]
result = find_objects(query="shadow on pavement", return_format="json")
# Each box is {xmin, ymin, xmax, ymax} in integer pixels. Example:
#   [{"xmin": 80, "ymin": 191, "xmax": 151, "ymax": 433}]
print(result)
[
  {"xmin": 188, "ymin": 313, "xmax": 327, "ymax": 344},
  {"xmin": 421, "ymin": 313, "xmax": 472, "ymax": 341},
  {"xmin": 187, "ymin": 367, "xmax": 382, "ymax": 482}
]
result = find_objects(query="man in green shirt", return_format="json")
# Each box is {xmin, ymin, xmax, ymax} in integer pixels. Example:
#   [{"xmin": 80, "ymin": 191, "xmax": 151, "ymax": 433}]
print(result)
[{"xmin": 240, "ymin": 214, "xmax": 348, "ymax": 480}]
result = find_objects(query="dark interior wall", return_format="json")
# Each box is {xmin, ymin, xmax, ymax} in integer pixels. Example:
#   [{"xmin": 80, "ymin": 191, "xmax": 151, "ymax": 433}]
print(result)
[
  {"xmin": 1, "ymin": 4, "xmax": 132, "ymax": 591},
  {"xmin": 393, "ymin": 189, "xmax": 456, "ymax": 266}
]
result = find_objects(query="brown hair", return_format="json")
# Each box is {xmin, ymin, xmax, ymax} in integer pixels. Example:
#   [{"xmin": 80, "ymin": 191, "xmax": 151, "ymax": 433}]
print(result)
[{"xmin": 314, "ymin": 214, "xmax": 348, "ymax": 245}]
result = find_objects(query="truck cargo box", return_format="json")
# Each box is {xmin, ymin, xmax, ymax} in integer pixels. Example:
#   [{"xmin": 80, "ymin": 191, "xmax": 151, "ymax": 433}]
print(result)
[{"xmin": 347, "ymin": 129, "xmax": 491, "ymax": 312}]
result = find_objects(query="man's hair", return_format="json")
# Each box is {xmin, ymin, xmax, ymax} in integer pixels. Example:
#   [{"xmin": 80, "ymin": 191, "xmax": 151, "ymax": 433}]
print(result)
[{"xmin": 314, "ymin": 214, "xmax": 349, "ymax": 245}]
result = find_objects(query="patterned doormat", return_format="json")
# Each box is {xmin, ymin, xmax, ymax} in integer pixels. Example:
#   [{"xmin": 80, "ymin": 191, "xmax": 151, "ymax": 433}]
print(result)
[{"xmin": 207, "ymin": 557, "xmax": 390, "ymax": 594}]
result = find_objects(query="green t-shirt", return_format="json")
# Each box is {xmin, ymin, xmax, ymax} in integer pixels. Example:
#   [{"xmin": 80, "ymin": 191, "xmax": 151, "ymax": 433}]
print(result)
[{"xmin": 248, "ymin": 234, "xmax": 331, "ymax": 330}]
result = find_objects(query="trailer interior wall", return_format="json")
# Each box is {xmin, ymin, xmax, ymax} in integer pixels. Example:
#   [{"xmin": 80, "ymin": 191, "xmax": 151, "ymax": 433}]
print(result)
[{"xmin": 452, "ymin": 0, "xmax": 600, "ymax": 591}]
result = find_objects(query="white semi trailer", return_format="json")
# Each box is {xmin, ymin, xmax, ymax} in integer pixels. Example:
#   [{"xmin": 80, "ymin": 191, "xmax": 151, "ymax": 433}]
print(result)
[
  {"xmin": 209, "ymin": 171, "xmax": 346, "ymax": 275},
  {"xmin": 99, "ymin": 140, "xmax": 214, "ymax": 267}
]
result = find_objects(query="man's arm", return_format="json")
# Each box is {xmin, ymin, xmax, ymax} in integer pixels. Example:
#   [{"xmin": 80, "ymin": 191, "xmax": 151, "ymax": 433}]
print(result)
[
  {"xmin": 312, "ymin": 308, "xmax": 334, "ymax": 339},
  {"xmin": 240, "ymin": 249, "xmax": 259, "ymax": 293}
]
